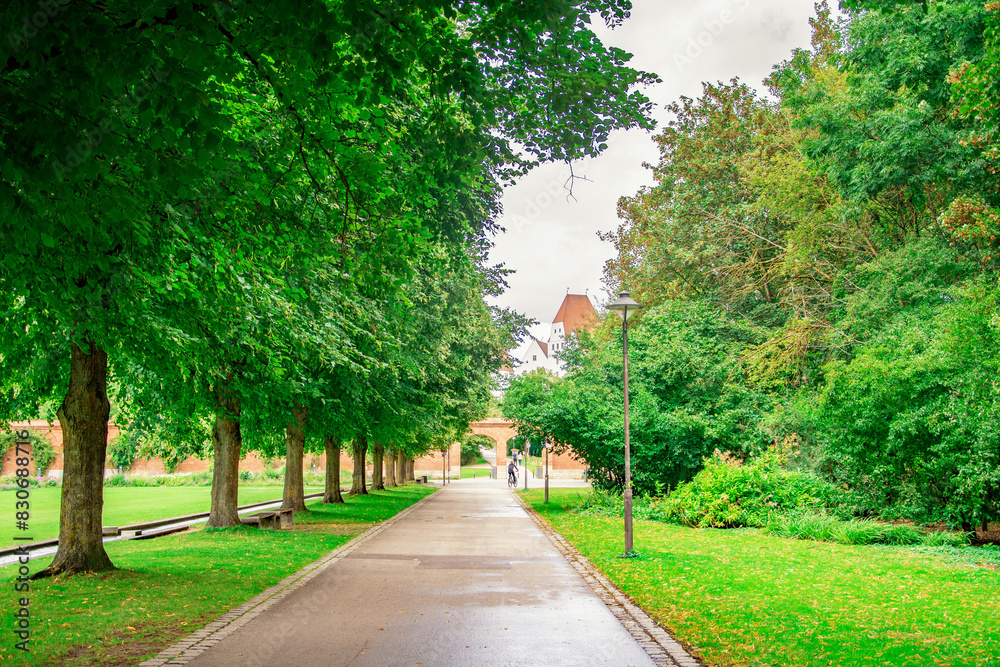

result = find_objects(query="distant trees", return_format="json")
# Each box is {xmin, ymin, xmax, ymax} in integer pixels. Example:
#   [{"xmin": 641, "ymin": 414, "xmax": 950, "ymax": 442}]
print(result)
[
  {"xmin": 461, "ymin": 435, "xmax": 494, "ymax": 465},
  {"xmin": 508, "ymin": 1, "xmax": 1000, "ymax": 529}
]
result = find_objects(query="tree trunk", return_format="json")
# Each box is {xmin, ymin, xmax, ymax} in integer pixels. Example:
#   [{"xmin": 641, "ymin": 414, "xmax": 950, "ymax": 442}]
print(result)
[
  {"xmin": 36, "ymin": 341, "xmax": 114, "ymax": 578},
  {"xmin": 207, "ymin": 388, "xmax": 242, "ymax": 528},
  {"xmin": 282, "ymin": 404, "xmax": 307, "ymax": 513},
  {"xmin": 371, "ymin": 442, "xmax": 386, "ymax": 491},
  {"xmin": 406, "ymin": 456, "xmax": 415, "ymax": 482},
  {"xmin": 384, "ymin": 449, "xmax": 397, "ymax": 487},
  {"xmin": 349, "ymin": 435, "xmax": 369, "ymax": 495},
  {"xmin": 396, "ymin": 450, "xmax": 406, "ymax": 485},
  {"xmin": 323, "ymin": 435, "xmax": 345, "ymax": 504}
]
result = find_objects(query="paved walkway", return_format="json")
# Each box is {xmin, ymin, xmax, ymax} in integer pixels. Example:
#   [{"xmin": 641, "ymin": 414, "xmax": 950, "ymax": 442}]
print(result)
[{"xmin": 142, "ymin": 480, "xmax": 698, "ymax": 667}]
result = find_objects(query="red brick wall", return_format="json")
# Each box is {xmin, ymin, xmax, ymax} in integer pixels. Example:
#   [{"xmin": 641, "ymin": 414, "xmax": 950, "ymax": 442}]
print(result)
[
  {"xmin": 413, "ymin": 441, "xmax": 460, "ymax": 477},
  {"xmin": 2, "ymin": 420, "xmax": 122, "ymax": 476},
  {"xmin": 3, "ymin": 419, "xmax": 587, "ymax": 479}
]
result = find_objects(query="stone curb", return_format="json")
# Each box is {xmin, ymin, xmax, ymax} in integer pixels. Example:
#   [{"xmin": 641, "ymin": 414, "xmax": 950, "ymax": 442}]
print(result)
[
  {"xmin": 137, "ymin": 490, "xmax": 439, "ymax": 666},
  {"xmin": 512, "ymin": 492, "xmax": 705, "ymax": 667}
]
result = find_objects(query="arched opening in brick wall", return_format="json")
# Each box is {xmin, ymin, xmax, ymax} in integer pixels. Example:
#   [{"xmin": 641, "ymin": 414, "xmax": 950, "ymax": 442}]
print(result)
[{"xmin": 466, "ymin": 418, "xmax": 587, "ymax": 477}]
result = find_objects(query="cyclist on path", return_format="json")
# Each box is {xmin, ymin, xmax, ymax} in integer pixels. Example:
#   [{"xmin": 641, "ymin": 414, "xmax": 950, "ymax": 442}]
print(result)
[{"xmin": 507, "ymin": 458, "xmax": 518, "ymax": 486}]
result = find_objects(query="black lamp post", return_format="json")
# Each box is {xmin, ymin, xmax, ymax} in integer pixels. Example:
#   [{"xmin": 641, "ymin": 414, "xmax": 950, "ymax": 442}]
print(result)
[
  {"xmin": 544, "ymin": 440, "xmax": 552, "ymax": 503},
  {"xmin": 523, "ymin": 443, "xmax": 529, "ymax": 491},
  {"xmin": 608, "ymin": 290, "xmax": 642, "ymax": 554}
]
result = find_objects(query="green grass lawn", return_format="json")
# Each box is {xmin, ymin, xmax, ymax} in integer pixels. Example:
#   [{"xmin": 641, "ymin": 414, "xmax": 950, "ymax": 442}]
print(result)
[
  {"xmin": 460, "ymin": 466, "xmax": 492, "ymax": 479},
  {"xmin": 0, "ymin": 485, "xmax": 325, "ymax": 547},
  {"xmin": 0, "ymin": 484, "xmax": 435, "ymax": 665},
  {"xmin": 523, "ymin": 488, "xmax": 1000, "ymax": 667}
]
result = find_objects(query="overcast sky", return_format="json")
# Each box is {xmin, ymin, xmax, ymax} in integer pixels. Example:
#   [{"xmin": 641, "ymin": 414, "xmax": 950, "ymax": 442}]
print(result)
[{"xmin": 488, "ymin": 0, "xmax": 820, "ymax": 351}]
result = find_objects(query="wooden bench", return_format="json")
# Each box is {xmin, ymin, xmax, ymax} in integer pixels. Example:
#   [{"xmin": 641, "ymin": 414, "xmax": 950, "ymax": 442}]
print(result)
[{"xmin": 240, "ymin": 508, "xmax": 294, "ymax": 530}]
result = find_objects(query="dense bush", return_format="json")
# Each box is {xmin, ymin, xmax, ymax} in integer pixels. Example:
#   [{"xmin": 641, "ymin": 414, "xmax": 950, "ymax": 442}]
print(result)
[
  {"xmin": 656, "ymin": 448, "xmax": 840, "ymax": 528},
  {"xmin": 818, "ymin": 280, "xmax": 1000, "ymax": 529}
]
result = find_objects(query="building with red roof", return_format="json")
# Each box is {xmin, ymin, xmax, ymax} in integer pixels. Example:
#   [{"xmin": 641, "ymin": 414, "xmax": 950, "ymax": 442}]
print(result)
[{"xmin": 516, "ymin": 292, "xmax": 598, "ymax": 377}]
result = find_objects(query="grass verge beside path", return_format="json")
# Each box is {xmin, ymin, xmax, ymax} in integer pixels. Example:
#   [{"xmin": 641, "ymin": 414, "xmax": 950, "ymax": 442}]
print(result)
[
  {"xmin": 0, "ymin": 485, "xmax": 325, "ymax": 547},
  {"xmin": 523, "ymin": 488, "xmax": 1000, "ymax": 667},
  {"xmin": 1, "ymin": 484, "xmax": 434, "ymax": 665}
]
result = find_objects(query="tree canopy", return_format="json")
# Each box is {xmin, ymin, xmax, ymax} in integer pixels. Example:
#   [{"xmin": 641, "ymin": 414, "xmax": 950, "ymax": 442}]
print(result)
[
  {"xmin": 0, "ymin": 0, "xmax": 656, "ymax": 575},
  {"xmin": 506, "ymin": 0, "xmax": 1000, "ymax": 530}
]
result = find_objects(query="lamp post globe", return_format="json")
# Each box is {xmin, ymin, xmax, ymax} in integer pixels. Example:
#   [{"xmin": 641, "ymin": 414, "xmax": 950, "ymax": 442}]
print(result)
[{"xmin": 608, "ymin": 291, "xmax": 642, "ymax": 555}]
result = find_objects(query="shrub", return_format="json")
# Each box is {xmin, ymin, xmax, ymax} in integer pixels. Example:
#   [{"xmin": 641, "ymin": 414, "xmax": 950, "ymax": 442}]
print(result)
[
  {"xmin": 0, "ymin": 474, "xmax": 55, "ymax": 490},
  {"xmin": 105, "ymin": 473, "xmax": 131, "ymax": 487},
  {"xmin": 657, "ymin": 448, "xmax": 840, "ymax": 528},
  {"xmin": 576, "ymin": 487, "xmax": 624, "ymax": 516},
  {"xmin": 767, "ymin": 512, "xmax": 840, "ymax": 542},
  {"xmin": 156, "ymin": 471, "xmax": 212, "ymax": 487},
  {"xmin": 104, "ymin": 471, "xmax": 214, "ymax": 487},
  {"xmin": 107, "ymin": 432, "xmax": 141, "ymax": 470},
  {"xmin": 766, "ymin": 512, "xmax": 971, "ymax": 547},
  {"xmin": 922, "ymin": 530, "xmax": 971, "ymax": 548},
  {"xmin": 837, "ymin": 518, "xmax": 886, "ymax": 545},
  {"xmin": 109, "ymin": 473, "xmax": 158, "ymax": 487}
]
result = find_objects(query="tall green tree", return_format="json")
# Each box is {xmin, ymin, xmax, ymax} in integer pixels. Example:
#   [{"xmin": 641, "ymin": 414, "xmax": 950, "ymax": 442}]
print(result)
[
  {"xmin": 1, "ymin": 0, "xmax": 655, "ymax": 575},
  {"xmin": 505, "ymin": 302, "xmax": 769, "ymax": 495}
]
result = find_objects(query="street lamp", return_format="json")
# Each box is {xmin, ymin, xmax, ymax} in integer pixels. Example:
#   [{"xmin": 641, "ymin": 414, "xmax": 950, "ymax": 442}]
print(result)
[
  {"xmin": 523, "ymin": 443, "xmax": 529, "ymax": 491},
  {"xmin": 544, "ymin": 440, "xmax": 552, "ymax": 503},
  {"xmin": 608, "ymin": 290, "xmax": 642, "ymax": 555}
]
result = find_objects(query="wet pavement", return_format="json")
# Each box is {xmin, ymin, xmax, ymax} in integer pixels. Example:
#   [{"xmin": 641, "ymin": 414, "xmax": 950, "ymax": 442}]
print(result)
[{"xmin": 180, "ymin": 481, "xmax": 656, "ymax": 667}]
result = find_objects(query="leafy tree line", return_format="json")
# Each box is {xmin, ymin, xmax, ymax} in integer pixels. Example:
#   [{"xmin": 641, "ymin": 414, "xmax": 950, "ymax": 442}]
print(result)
[
  {"xmin": 0, "ymin": 0, "xmax": 656, "ymax": 575},
  {"xmin": 505, "ymin": 0, "xmax": 1000, "ymax": 531}
]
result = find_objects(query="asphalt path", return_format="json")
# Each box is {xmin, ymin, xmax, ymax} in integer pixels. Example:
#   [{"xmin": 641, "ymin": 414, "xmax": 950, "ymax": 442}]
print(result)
[{"xmin": 184, "ymin": 481, "xmax": 656, "ymax": 667}]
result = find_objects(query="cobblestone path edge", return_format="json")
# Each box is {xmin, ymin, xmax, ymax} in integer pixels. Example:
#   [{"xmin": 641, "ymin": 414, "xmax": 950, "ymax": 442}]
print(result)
[
  {"xmin": 511, "ymin": 492, "xmax": 706, "ymax": 667},
  {"xmin": 137, "ymin": 490, "xmax": 440, "ymax": 667}
]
